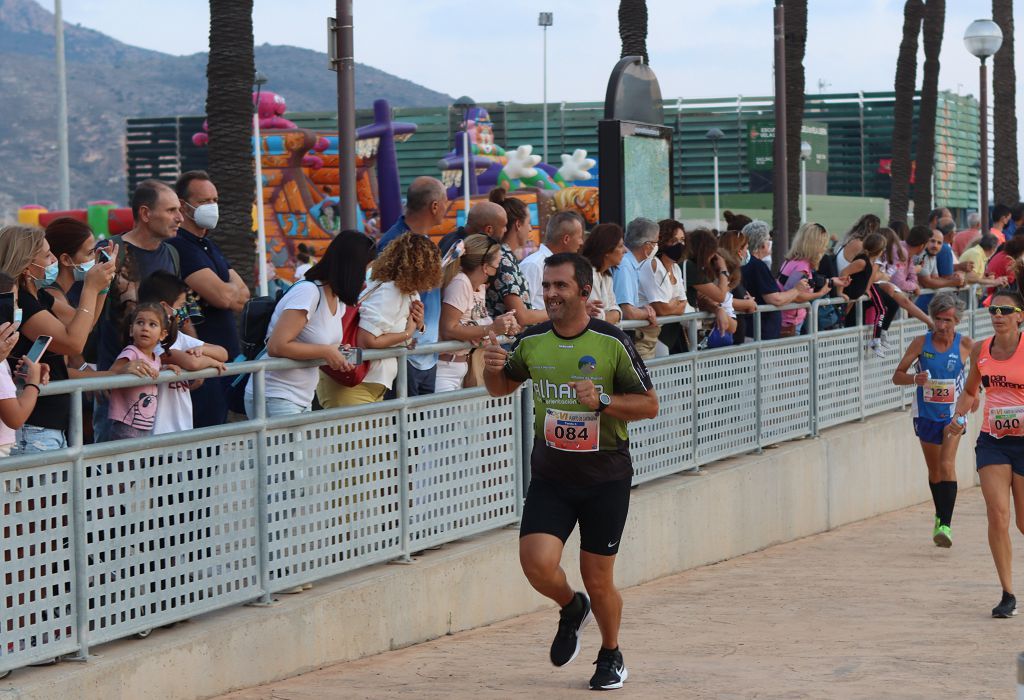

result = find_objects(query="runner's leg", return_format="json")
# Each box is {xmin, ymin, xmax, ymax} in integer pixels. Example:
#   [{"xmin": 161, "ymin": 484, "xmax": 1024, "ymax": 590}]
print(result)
[
  {"xmin": 520, "ymin": 533, "xmax": 574, "ymax": 606},
  {"xmin": 921, "ymin": 442, "xmax": 943, "ymax": 518},
  {"xmin": 936, "ymin": 432, "xmax": 960, "ymax": 527},
  {"xmin": 980, "ymin": 464, "xmax": 1015, "ymax": 594},
  {"xmin": 1012, "ymin": 472, "xmax": 1024, "ymax": 537},
  {"xmin": 580, "ymin": 552, "xmax": 621, "ymax": 650}
]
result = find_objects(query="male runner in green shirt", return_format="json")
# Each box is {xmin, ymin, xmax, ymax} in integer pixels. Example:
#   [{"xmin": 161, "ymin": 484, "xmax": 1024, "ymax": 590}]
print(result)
[{"xmin": 482, "ymin": 252, "xmax": 658, "ymax": 690}]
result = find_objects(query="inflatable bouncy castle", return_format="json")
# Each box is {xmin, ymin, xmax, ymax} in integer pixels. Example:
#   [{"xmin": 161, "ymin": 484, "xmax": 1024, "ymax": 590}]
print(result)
[{"xmin": 432, "ymin": 105, "xmax": 599, "ymax": 239}]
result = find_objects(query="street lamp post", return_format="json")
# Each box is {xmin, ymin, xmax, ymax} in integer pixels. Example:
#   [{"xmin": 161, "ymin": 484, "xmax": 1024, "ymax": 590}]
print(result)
[
  {"xmin": 964, "ymin": 19, "xmax": 1003, "ymax": 233},
  {"xmin": 538, "ymin": 12, "xmax": 553, "ymax": 164},
  {"xmin": 253, "ymin": 71, "xmax": 269, "ymax": 297},
  {"xmin": 55, "ymin": 0, "xmax": 69, "ymax": 209},
  {"xmin": 800, "ymin": 141, "xmax": 812, "ymax": 224},
  {"xmin": 706, "ymin": 128, "xmax": 724, "ymax": 230}
]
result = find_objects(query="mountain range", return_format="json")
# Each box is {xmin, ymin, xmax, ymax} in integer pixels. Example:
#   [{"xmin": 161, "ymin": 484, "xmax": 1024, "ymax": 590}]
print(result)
[{"xmin": 0, "ymin": 0, "xmax": 453, "ymax": 219}]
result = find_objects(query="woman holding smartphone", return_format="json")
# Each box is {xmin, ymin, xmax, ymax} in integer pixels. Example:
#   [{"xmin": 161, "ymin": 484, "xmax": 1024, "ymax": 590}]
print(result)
[{"xmin": 0, "ymin": 224, "xmax": 116, "ymax": 452}]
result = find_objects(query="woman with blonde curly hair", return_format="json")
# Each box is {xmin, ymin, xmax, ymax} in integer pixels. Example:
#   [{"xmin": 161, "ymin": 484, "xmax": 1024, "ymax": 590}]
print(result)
[{"xmin": 317, "ymin": 232, "xmax": 442, "ymax": 406}]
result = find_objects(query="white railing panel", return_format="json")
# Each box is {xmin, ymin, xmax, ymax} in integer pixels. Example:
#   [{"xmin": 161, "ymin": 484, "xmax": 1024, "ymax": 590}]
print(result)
[
  {"xmin": 816, "ymin": 327, "xmax": 863, "ymax": 429},
  {"xmin": 265, "ymin": 411, "xmax": 403, "ymax": 591},
  {"xmin": 760, "ymin": 339, "xmax": 813, "ymax": 444},
  {"xmin": 695, "ymin": 348, "xmax": 758, "ymax": 463},
  {"xmin": 84, "ymin": 437, "xmax": 261, "ymax": 644},
  {"xmin": 406, "ymin": 393, "xmax": 520, "ymax": 550},
  {"xmin": 631, "ymin": 354, "xmax": 696, "ymax": 485},
  {"xmin": 0, "ymin": 463, "xmax": 79, "ymax": 671}
]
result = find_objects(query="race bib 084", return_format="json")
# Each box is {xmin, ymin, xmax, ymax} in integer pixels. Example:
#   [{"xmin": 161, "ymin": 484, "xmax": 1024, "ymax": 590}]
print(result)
[
  {"xmin": 989, "ymin": 406, "xmax": 1024, "ymax": 439},
  {"xmin": 543, "ymin": 409, "xmax": 599, "ymax": 452}
]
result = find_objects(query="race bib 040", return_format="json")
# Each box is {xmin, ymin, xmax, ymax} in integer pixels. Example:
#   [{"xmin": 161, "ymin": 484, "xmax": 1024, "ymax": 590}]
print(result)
[
  {"xmin": 989, "ymin": 406, "xmax": 1024, "ymax": 439},
  {"xmin": 543, "ymin": 409, "xmax": 599, "ymax": 452}
]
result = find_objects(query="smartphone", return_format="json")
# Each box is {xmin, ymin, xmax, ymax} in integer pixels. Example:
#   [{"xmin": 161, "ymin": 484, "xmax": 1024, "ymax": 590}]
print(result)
[
  {"xmin": 25, "ymin": 335, "xmax": 52, "ymax": 363},
  {"xmin": 0, "ymin": 293, "xmax": 19, "ymax": 330},
  {"xmin": 340, "ymin": 346, "xmax": 363, "ymax": 365},
  {"xmin": 15, "ymin": 335, "xmax": 51, "ymax": 389},
  {"xmin": 96, "ymin": 247, "xmax": 112, "ymax": 263}
]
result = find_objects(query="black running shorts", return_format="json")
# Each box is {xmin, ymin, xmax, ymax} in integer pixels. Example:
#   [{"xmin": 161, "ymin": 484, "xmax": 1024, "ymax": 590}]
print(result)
[{"xmin": 519, "ymin": 476, "xmax": 632, "ymax": 556}]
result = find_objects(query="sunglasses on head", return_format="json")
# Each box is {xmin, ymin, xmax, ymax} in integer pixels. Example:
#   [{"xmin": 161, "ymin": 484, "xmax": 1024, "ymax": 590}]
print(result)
[{"xmin": 988, "ymin": 305, "xmax": 1023, "ymax": 316}]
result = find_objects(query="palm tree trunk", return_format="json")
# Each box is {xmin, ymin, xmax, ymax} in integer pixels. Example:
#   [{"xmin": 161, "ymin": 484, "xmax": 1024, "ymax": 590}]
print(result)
[
  {"xmin": 993, "ymin": 0, "xmax": 1019, "ymax": 206},
  {"xmin": 206, "ymin": 0, "xmax": 256, "ymax": 288},
  {"xmin": 785, "ymin": 0, "xmax": 808, "ymax": 235},
  {"xmin": 890, "ymin": 0, "xmax": 925, "ymax": 224},
  {"xmin": 618, "ymin": 0, "xmax": 649, "ymax": 64},
  {"xmin": 912, "ymin": 0, "xmax": 945, "ymax": 220}
]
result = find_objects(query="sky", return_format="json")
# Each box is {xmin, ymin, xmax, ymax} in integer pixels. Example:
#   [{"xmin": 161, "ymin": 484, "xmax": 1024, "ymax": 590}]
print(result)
[{"xmin": 43, "ymin": 0, "xmax": 1021, "ymax": 107}]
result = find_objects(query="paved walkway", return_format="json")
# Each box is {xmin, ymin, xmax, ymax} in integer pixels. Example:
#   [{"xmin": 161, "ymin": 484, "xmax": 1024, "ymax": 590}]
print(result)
[{"xmin": 219, "ymin": 487, "xmax": 1023, "ymax": 699}]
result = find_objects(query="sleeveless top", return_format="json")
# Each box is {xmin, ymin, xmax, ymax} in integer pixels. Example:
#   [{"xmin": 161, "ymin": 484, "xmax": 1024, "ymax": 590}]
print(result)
[
  {"xmin": 836, "ymin": 243, "xmax": 855, "ymax": 275},
  {"xmin": 978, "ymin": 334, "xmax": 1024, "ymax": 438},
  {"xmin": 912, "ymin": 332, "xmax": 964, "ymax": 422}
]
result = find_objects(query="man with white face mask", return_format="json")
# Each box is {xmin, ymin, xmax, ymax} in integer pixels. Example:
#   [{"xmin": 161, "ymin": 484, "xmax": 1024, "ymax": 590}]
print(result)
[{"xmin": 170, "ymin": 170, "xmax": 250, "ymax": 427}]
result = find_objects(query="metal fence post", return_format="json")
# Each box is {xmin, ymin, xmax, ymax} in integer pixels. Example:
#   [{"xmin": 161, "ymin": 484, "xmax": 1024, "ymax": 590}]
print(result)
[
  {"xmin": 68, "ymin": 389, "xmax": 90, "ymax": 661},
  {"xmin": 857, "ymin": 298, "xmax": 866, "ymax": 422},
  {"xmin": 253, "ymin": 367, "xmax": 273, "ymax": 604},
  {"xmin": 809, "ymin": 301, "xmax": 820, "ymax": 437},
  {"xmin": 396, "ymin": 354, "xmax": 413, "ymax": 562}
]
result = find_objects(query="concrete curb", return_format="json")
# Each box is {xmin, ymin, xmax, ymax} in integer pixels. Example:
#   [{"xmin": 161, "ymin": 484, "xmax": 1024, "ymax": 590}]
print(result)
[{"xmin": 0, "ymin": 409, "xmax": 980, "ymax": 700}]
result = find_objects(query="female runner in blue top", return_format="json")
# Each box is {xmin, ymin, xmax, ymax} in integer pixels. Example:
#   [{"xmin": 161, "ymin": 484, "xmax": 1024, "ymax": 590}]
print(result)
[{"xmin": 893, "ymin": 293, "xmax": 973, "ymax": 547}]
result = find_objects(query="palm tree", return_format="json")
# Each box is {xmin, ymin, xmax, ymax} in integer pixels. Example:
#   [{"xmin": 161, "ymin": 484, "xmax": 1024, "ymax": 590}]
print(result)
[
  {"xmin": 993, "ymin": 0, "xmax": 1019, "ymax": 206},
  {"xmin": 784, "ymin": 0, "xmax": 808, "ymax": 235},
  {"xmin": 890, "ymin": 0, "xmax": 925, "ymax": 224},
  {"xmin": 912, "ymin": 0, "xmax": 945, "ymax": 219},
  {"xmin": 618, "ymin": 0, "xmax": 649, "ymax": 63},
  {"xmin": 206, "ymin": 0, "xmax": 256, "ymax": 287}
]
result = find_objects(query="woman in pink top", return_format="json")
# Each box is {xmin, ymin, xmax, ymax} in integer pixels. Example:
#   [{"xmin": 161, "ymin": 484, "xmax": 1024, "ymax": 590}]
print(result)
[
  {"xmin": 778, "ymin": 223, "xmax": 845, "ymax": 335},
  {"xmin": 949, "ymin": 291, "xmax": 1024, "ymax": 618}
]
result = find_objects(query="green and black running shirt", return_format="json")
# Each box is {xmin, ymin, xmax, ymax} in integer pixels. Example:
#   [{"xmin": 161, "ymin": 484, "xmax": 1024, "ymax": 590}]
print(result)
[{"xmin": 503, "ymin": 318, "xmax": 654, "ymax": 485}]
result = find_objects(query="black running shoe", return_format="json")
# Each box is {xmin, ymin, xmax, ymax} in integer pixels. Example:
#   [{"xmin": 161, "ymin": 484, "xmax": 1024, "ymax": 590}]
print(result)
[
  {"xmin": 549, "ymin": 591, "xmax": 591, "ymax": 666},
  {"xmin": 590, "ymin": 647, "xmax": 628, "ymax": 690},
  {"xmin": 993, "ymin": 591, "xmax": 1018, "ymax": 618}
]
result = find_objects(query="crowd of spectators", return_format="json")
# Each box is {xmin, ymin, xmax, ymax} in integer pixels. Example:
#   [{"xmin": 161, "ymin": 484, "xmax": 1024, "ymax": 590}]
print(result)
[{"xmin": 0, "ymin": 171, "xmax": 1015, "ymax": 453}]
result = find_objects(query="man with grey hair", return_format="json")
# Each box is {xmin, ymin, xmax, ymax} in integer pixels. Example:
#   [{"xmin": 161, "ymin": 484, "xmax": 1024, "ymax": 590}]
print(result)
[
  {"xmin": 741, "ymin": 220, "xmax": 814, "ymax": 340},
  {"xmin": 953, "ymin": 212, "xmax": 982, "ymax": 256},
  {"xmin": 611, "ymin": 217, "xmax": 659, "ymax": 332},
  {"xmin": 520, "ymin": 211, "xmax": 585, "ymax": 310}
]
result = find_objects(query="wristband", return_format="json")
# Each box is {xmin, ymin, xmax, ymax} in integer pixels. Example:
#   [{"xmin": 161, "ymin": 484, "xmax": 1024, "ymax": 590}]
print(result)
[
  {"xmin": 23, "ymin": 383, "xmax": 40, "ymax": 393},
  {"xmin": 99, "ymin": 288, "xmax": 110, "ymax": 295}
]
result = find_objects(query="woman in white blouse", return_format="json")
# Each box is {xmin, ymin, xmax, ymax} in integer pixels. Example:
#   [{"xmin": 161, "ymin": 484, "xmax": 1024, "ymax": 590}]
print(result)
[
  {"xmin": 638, "ymin": 222, "xmax": 688, "ymax": 356},
  {"xmin": 316, "ymin": 233, "xmax": 441, "ymax": 406},
  {"xmin": 245, "ymin": 231, "xmax": 375, "ymax": 418},
  {"xmin": 579, "ymin": 223, "xmax": 626, "ymax": 324},
  {"xmin": 436, "ymin": 234, "xmax": 520, "ymax": 392}
]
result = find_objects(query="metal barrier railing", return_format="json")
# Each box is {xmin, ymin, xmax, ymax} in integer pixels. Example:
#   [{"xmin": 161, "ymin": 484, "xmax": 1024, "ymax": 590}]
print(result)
[{"xmin": 0, "ymin": 286, "xmax": 996, "ymax": 674}]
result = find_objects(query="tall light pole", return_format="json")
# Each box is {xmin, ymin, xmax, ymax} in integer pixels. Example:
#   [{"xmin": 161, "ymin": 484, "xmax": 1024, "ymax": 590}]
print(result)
[
  {"xmin": 964, "ymin": 19, "xmax": 1003, "ymax": 233},
  {"xmin": 330, "ymin": 0, "xmax": 357, "ymax": 231},
  {"xmin": 55, "ymin": 0, "xmax": 69, "ymax": 209},
  {"xmin": 706, "ymin": 128, "xmax": 724, "ymax": 230},
  {"xmin": 800, "ymin": 141, "xmax": 811, "ymax": 224},
  {"xmin": 253, "ymin": 71, "xmax": 269, "ymax": 297},
  {"xmin": 538, "ymin": 12, "xmax": 553, "ymax": 164}
]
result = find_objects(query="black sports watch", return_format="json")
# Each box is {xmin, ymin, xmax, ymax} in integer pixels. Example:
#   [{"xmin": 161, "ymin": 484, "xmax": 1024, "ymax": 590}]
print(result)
[{"xmin": 596, "ymin": 392, "xmax": 612, "ymax": 413}]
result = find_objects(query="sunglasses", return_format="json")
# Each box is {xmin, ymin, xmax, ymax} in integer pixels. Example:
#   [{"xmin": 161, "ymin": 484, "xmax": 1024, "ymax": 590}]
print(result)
[{"xmin": 988, "ymin": 305, "xmax": 1023, "ymax": 316}]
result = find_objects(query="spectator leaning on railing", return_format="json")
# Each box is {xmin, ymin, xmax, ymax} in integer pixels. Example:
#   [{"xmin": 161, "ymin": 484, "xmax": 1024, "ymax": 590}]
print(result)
[
  {"xmin": 778, "ymin": 222, "xmax": 844, "ymax": 336},
  {"xmin": 317, "ymin": 232, "xmax": 439, "ymax": 407},
  {"xmin": 485, "ymin": 190, "xmax": 548, "ymax": 328},
  {"xmin": 0, "ymin": 224, "xmax": 115, "ymax": 453},
  {"xmin": 244, "ymin": 231, "xmax": 374, "ymax": 419},
  {"xmin": 579, "ymin": 222, "xmax": 625, "ymax": 325},
  {"xmin": 612, "ymin": 217, "xmax": 659, "ymax": 337},
  {"xmin": 0, "ymin": 273, "xmax": 47, "ymax": 457},
  {"xmin": 739, "ymin": 220, "xmax": 812, "ymax": 341},
  {"xmin": 638, "ymin": 220, "xmax": 687, "ymax": 356},
  {"xmin": 913, "ymin": 226, "xmax": 965, "ymax": 314},
  {"xmin": 436, "ymin": 233, "xmax": 519, "ymax": 392}
]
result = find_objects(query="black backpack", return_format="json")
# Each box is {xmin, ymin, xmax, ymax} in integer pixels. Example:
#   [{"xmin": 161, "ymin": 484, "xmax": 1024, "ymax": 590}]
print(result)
[{"xmin": 238, "ymin": 280, "xmax": 320, "ymax": 360}]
